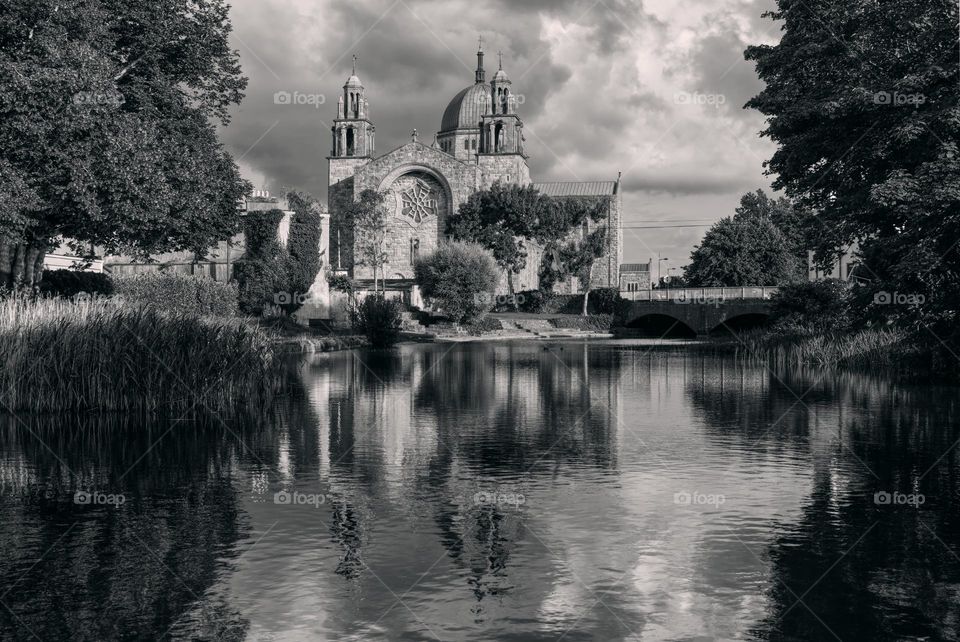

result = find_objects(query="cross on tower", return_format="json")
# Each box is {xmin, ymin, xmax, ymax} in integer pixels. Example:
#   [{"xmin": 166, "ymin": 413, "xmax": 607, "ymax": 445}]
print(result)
[
  {"xmin": 411, "ymin": 128, "xmax": 418, "ymax": 143},
  {"xmin": 478, "ymin": 35, "xmax": 483, "ymax": 51},
  {"xmin": 352, "ymin": 54, "xmax": 358, "ymax": 74},
  {"xmin": 498, "ymin": 50, "xmax": 503, "ymax": 69}
]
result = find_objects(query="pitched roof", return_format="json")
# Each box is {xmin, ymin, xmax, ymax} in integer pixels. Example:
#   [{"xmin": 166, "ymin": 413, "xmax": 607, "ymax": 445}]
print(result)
[
  {"xmin": 531, "ymin": 181, "xmax": 617, "ymax": 197},
  {"xmin": 620, "ymin": 263, "xmax": 650, "ymax": 273}
]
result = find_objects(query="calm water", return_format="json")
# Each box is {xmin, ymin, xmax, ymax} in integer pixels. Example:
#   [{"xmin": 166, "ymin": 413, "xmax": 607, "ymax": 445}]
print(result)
[{"xmin": 2, "ymin": 341, "xmax": 960, "ymax": 641}]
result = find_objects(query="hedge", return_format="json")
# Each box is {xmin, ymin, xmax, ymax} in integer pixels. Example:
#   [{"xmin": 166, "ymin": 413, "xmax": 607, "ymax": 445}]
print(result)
[{"xmin": 114, "ymin": 273, "xmax": 238, "ymax": 317}]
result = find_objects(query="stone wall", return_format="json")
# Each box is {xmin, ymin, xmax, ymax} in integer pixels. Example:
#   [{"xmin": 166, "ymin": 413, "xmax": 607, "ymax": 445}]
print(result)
[
  {"xmin": 351, "ymin": 142, "xmax": 481, "ymax": 281},
  {"xmin": 477, "ymin": 153, "xmax": 531, "ymax": 187}
]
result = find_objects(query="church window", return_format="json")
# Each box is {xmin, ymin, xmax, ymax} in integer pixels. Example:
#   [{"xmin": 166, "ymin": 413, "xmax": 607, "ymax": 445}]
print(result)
[
  {"xmin": 346, "ymin": 127, "xmax": 355, "ymax": 156},
  {"xmin": 463, "ymin": 139, "xmax": 469, "ymax": 150},
  {"xmin": 410, "ymin": 238, "xmax": 420, "ymax": 264},
  {"xmin": 471, "ymin": 139, "xmax": 477, "ymax": 150}
]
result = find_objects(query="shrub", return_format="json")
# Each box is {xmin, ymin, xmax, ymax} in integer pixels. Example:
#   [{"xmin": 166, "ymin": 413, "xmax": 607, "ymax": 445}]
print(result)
[
  {"xmin": 466, "ymin": 315, "xmax": 503, "ymax": 336},
  {"xmin": 516, "ymin": 289, "xmax": 547, "ymax": 313},
  {"xmin": 770, "ymin": 279, "xmax": 853, "ymax": 333},
  {"xmin": 589, "ymin": 287, "xmax": 621, "ymax": 314},
  {"xmin": 414, "ymin": 241, "xmax": 499, "ymax": 323},
  {"xmin": 327, "ymin": 272, "xmax": 353, "ymax": 293},
  {"xmin": 351, "ymin": 295, "xmax": 403, "ymax": 348},
  {"xmin": 38, "ymin": 269, "xmax": 113, "ymax": 298},
  {"xmin": 549, "ymin": 314, "xmax": 613, "ymax": 331},
  {"xmin": 0, "ymin": 294, "xmax": 281, "ymax": 413},
  {"xmin": 114, "ymin": 273, "xmax": 239, "ymax": 316}
]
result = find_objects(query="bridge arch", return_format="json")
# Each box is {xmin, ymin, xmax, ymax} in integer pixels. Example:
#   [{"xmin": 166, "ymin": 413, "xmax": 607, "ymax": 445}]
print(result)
[
  {"xmin": 709, "ymin": 312, "xmax": 771, "ymax": 336},
  {"xmin": 625, "ymin": 313, "xmax": 697, "ymax": 338}
]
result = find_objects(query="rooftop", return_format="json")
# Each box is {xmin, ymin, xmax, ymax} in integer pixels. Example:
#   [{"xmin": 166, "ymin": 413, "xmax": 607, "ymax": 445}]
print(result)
[{"xmin": 532, "ymin": 181, "xmax": 618, "ymax": 197}]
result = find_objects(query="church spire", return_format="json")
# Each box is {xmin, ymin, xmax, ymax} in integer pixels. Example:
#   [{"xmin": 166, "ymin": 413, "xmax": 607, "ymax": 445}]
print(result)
[{"xmin": 475, "ymin": 35, "xmax": 485, "ymax": 84}]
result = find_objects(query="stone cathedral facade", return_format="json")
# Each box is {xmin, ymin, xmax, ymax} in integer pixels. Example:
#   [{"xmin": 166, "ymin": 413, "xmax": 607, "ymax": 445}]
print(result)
[{"xmin": 328, "ymin": 47, "xmax": 622, "ymax": 297}]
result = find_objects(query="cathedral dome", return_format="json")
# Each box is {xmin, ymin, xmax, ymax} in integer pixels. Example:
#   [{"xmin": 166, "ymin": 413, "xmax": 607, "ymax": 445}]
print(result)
[{"xmin": 440, "ymin": 83, "xmax": 489, "ymax": 132}]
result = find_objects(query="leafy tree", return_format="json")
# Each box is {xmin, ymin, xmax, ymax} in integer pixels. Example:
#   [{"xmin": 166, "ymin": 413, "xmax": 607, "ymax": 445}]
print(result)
[
  {"xmin": 0, "ymin": 0, "xmax": 250, "ymax": 289},
  {"xmin": 414, "ymin": 241, "xmax": 499, "ymax": 323},
  {"xmin": 685, "ymin": 216, "xmax": 803, "ymax": 286},
  {"xmin": 234, "ymin": 192, "xmax": 325, "ymax": 315},
  {"xmin": 343, "ymin": 190, "xmax": 389, "ymax": 295},
  {"xmin": 734, "ymin": 189, "xmax": 813, "ymax": 267},
  {"xmin": 234, "ymin": 209, "xmax": 288, "ymax": 314},
  {"xmin": 285, "ymin": 191, "xmax": 325, "ymax": 302},
  {"xmin": 447, "ymin": 182, "xmax": 550, "ymax": 299},
  {"xmin": 769, "ymin": 280, "xmax": 854, "ymax": 334},
  {"xmin": 745, "ymin": 0, "xmax": 960, "ymax": 338},
  {"xmin": 552, "ymin": 225, "xmax": 610, "ymax": 315}
]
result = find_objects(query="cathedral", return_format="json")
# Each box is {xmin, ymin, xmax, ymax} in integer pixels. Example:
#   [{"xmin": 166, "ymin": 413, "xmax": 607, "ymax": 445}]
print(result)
[{"xmin": 327, "ymin": 45, "xmax": 622, "ymax": 298}]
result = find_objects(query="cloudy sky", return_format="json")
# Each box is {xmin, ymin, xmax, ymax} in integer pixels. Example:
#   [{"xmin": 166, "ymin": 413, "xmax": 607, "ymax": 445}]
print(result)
[{"xmin": 220, "ymin": 0, "xmax": 782, "ymax": 270}]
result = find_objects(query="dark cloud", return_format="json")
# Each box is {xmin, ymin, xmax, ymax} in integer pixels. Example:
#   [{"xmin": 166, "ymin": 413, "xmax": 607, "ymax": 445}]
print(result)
[{"xmin": 220, "ymin": 0, "xmax": 779, "ymax": 262}]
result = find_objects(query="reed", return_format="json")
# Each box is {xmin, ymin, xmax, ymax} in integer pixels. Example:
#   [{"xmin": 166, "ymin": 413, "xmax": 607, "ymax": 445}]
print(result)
[
  {"xmin": 732, "ymin": 326, "xmax": 913, "ymax": 371},
  {"xmin": 0, "ymin": 295, "xmax": 285, "ymax": 413}
]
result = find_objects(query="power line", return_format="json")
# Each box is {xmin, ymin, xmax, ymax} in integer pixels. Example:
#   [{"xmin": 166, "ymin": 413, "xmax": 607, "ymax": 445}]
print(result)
[{"xmin": 620, "ymin": 224, "xmax": 712, "ymax": 229}]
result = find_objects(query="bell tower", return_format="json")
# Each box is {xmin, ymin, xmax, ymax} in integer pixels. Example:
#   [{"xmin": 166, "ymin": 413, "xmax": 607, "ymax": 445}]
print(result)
[
  {"xmin": 478, "ymin": 52, "xmax": 530, "ymax": 186},
  {"xmin": 328, "ymin": 56, "xmax": 375, "ymax": 273},
  {"xmin": 330, "ymin": 56, "xmax": 374, "ymax": 159}
]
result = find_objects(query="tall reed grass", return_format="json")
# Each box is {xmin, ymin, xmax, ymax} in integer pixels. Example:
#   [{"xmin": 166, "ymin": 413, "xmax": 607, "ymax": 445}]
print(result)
[
  {"xmin": 732, "ymin": 326, "xmax": 912, "ymax": 371},
  {"xmin": 0, "ymin": 295, "xmax": 284, "ymax": 413}
]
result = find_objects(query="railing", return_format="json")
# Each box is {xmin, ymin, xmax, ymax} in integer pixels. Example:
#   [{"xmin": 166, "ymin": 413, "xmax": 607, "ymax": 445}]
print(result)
[{"xmin": 620, "ymin": 286, "xmax": 779, "ymax": 302}]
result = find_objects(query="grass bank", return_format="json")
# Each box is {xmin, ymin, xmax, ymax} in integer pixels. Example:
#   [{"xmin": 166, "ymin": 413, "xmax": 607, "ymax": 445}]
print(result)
[{"xmin": 0, "ymin": 296, "xmax": 285, "ymax": 413}]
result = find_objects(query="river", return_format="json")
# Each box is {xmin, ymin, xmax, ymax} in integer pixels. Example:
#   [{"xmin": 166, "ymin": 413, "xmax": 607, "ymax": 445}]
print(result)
[{"xmin": 1, "ymin": 341, "xmax": 959, "ymax": 641}]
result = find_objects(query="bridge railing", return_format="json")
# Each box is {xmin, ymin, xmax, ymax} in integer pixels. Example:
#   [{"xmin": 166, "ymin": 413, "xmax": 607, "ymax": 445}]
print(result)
[{"xmin": 619, "ymin": 286, "xmax": 779, "ymax": 303}]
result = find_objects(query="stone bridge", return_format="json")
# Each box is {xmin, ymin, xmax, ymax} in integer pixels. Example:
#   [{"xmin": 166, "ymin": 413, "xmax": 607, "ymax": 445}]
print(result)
[{"xmin": 621, "ymin": 287, "xmax": 777, "ymax": 337}]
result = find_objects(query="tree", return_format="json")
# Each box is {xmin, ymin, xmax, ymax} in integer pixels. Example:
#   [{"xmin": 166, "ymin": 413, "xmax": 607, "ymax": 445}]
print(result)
[
  {"xmin": 552, "ymin": 226, "xmax": 610, "ymax": 315},
  {"xmin": 733, "ymin": 189, "xmax": 813, "ymax": 266},
  {"xmin": 446, "ymin": 182, "xmax": 549, "ymax": 300},
  {"xmin": 285, "ymin": 191, "xmax": 325, "ymax": 303},
  {"xmin": 343, "ymin": 190, "xmax": 389, "ymax": 295},
  {"xmin": 685, "ymin": 216, "xmax": 803, "ymax": 286},
  {"xmin": 234, "ymin": 191, "xmax": 324, "ymax": 315},
  {"xmin": 0, "ymin": 0, "xmax": 250, "ymax": 289},
  {"xmin": 744, "ymin": 0, "xmax": 960, "ymax": 336},
  {"xmin": 234, "ymin": 209, "xmax": 288, "ymax": 314},
  {"xmin": 414, "ymin": 241, "xmax": 499, "ymax": 323}
]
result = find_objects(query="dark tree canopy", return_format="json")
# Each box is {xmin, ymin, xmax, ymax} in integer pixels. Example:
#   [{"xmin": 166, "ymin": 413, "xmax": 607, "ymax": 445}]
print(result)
[
  {"xmin": 744, "ymin": 0, "xmax": 960, "ymax": 329},
  {"xmin": 0, "ymin": 0, "xmax": 250, "ymax": 287}
]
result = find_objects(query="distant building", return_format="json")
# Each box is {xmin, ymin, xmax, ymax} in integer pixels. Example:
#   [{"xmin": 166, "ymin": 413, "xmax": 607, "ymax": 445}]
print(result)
[
  {"xmin": 808, "ymin": 243, "xmax": 866, "ymax": 283},
  {"xmin": 619, "ymin": 261, "xmax": 654, "ymax": 292},
  {"xmin": 327, "ymin": 45, "xmax": 622, "ymax": 298}
]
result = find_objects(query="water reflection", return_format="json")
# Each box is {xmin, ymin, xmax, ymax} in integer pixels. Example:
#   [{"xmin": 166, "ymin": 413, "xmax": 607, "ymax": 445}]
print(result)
[{"xmin": 0, "ymin": 342, "xmax": 959, "ymax": 640}]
